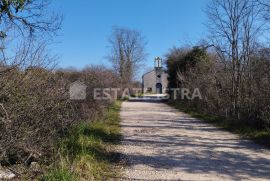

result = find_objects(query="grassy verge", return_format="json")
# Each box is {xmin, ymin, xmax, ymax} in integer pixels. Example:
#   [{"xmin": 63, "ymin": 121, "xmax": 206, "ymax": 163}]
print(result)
[
  {"xmin": 168, "ymin": 101, "xmax": 270, "ymax": 148},
  {"xmin": 42, "ymin": 101, "xmax": 122, "ymax": 181}
]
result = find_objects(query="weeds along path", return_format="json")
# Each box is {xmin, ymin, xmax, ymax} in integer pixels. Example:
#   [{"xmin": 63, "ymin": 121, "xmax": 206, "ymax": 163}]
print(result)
[
  {"xmin": 43, "ymin": 101, "xmax": 122, "ymax": 181},
  {"xmin": 119, "ymin": 101, "xmax": 270, "ymax": 181}
]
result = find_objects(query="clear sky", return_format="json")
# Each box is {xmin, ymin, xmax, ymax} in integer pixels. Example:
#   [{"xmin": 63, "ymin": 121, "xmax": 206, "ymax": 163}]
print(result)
[{"xmin": 52, "ymin": 0, "xmax": 209, "ymax": 72}]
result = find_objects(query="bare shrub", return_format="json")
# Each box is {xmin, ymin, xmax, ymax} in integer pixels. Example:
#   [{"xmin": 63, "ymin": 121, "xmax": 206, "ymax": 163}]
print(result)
[
  {"xmin": 166, "ymin": 45, "xmax": 270, "ymax": 124},
  {"xmin": 0, "ymin": 44, "xmax": 117, "ymax": 178},
  {"xmin": 260, "ymin": 106, "xmax": 270, "ymax": 132}
]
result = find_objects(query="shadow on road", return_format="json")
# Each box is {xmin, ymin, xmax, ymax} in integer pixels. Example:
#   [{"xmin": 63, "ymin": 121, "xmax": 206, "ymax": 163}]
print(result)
[{"xmin": 119, "ymin": 101, "xmax": 270, "ymax": 180}]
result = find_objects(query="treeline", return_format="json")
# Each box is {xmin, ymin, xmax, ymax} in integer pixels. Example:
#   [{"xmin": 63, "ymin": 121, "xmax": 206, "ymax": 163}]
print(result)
[
  {"xmin": 166, "ymin": 46, "xmax": 270, "ymax": 127},
  {"xmin": 166, "ymin": 0, "xmax": 270, "ymax": 131}
]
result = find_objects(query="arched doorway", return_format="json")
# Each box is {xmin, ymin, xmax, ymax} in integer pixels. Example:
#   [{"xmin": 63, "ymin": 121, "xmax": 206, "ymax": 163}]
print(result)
[{"xmin": 156, "ymin": 83, "xmax": 162, "ymax": 94}]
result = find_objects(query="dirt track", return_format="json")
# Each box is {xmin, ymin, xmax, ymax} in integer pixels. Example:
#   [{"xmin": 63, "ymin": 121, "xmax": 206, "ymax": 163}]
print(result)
[{"xmin": 119, "ymin": 101, "xmax": 270, "ymax": 181}]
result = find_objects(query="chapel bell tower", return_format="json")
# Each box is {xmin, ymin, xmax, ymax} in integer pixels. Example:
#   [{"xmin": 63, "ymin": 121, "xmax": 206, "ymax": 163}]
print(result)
[
  {"xmin": 155, "ymin": 57, "xmax": 163, "ymax": 94},
  {"xmin": 155, "ymin": 57, "xmax": 162, "ymax": 70}
]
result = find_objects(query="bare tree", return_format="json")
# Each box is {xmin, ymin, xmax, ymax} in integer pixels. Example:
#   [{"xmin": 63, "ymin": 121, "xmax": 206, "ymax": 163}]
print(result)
[
  {"xmin": 107, "ymin": 27, "xmax": 147, "ymax": 87},
  {"xmin": 206, "ymin": 0, "xmax": 264, "ymax": 119},
  {"xmin": 0, "ymin": 0, "xmax": 62, "ymax": 75},
  {"xmin": 257, "ymin": 0, "xmax": 270, "ymax": 19},
  {"xmin": 0, "ymin": 0, "xmax": 62, "ymax": 38}
]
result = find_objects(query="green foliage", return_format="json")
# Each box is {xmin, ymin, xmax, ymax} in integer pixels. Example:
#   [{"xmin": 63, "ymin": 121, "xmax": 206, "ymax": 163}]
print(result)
[
  {"xmin": 185, "ymin": 46, "xmax": 209, "ymax": 65},
  {"xmin": 0, "ymin": 0, "xmax": 29, "ymax": 13},
  {"xmin": 0, "ymin": 0, "xmax": 27, "ymax": 37},
  {"xmin": 166, "ymin": 46, "xmax": 209, "ymax": 88},
  {"xmin": 0, "ymin": 0, "xmax": 28, "ymax": 37},
  {"xmin": 42, "ymin": 169, "xmax": 77, "ymax": 181}
]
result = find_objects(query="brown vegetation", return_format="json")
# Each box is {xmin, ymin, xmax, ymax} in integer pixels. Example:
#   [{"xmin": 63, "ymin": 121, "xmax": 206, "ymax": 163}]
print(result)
[
  {"xmin": 0, "ymin": 51, "xmax": 118, "ymax": 178},
  {"xmin": 166, "ymin": 0, "xmax": 270, "ymax": 139}
]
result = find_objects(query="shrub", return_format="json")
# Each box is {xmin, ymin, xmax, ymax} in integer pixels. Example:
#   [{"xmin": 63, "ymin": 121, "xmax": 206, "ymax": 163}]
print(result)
[
  {"xmin": 260, "ymin": 106, "xmax": 270, "ymax": 132},
  {"xmin": 0, "ymin": 64, "xmax": 118, "ymax": 178}
]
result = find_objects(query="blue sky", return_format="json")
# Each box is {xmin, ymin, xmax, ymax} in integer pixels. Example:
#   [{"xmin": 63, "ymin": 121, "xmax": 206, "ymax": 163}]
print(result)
[{"xmin": 52, "ymin": 0, "xmax": 209, "ymax": 72}]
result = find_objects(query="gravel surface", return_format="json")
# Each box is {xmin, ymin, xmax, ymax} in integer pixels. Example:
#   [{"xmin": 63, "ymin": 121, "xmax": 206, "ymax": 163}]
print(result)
[{"xmin": 118, "ymin": 101, "xmax": 270, "ymax": 181}]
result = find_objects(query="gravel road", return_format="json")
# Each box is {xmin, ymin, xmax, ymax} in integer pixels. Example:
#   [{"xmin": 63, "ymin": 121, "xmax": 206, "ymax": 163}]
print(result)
[{"xmin": 119, "ymin": 101, "xmax": 270, "ymax": 181}]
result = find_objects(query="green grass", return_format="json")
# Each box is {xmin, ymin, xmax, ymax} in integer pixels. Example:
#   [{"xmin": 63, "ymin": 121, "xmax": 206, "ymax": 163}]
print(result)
[
  {"xmin": 42, "ymin": 168, "xmax": 76, "ymax": 181},
  {"xmin": 42, "ymin": 101, "xmax": 122, "ymax": 181},
  {"xmin": 168, "ymin": 101, "xmax": 270, "ymax": 148}
]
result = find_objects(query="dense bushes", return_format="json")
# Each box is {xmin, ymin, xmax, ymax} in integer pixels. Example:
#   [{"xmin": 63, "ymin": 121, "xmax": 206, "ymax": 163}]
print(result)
[
  {"xmin": 166, "ymin": 46, "xmax": 270, "ymax": 129},
  {"xmin": 0, "ymin": 61, "xmax": 118, "ymax": 177}
]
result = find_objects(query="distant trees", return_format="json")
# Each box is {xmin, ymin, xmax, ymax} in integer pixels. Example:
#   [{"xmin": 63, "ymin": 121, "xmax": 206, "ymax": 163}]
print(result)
[{"xmin": 107, "ymin": 27, "xmax": 147, "ymax": 87}]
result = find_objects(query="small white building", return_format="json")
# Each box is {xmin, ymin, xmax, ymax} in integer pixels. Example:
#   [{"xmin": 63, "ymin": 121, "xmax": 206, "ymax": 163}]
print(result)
[{"xmin": 142, "ymin": 57, "xmax": 168, "ymax": 94}]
